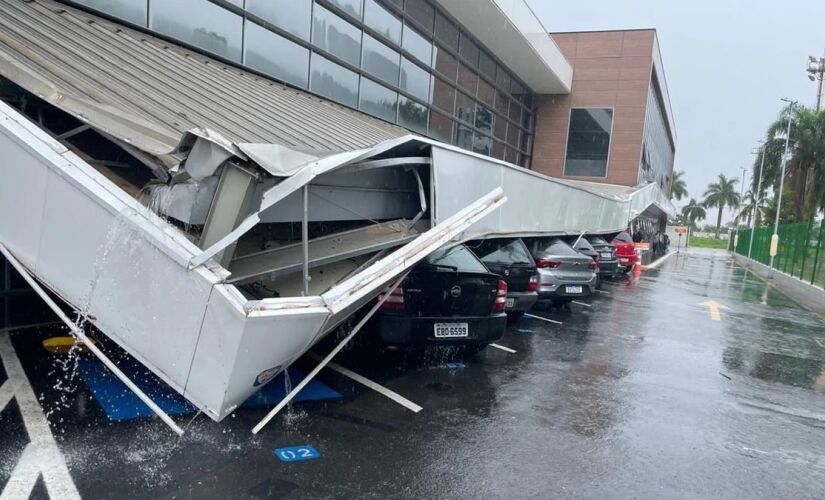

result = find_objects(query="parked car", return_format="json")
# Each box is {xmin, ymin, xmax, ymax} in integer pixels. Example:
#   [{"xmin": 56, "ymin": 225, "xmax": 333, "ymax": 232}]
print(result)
[
  {"xmin": 570, "ymin": 236, "xmax": 601, "ymax": 285},
  {"xmin": 586, "ymin": 235, "xmax": 619, "ymax": 277},
  {"xmin": 469, "ymin": 238, "xmax": 538, "ymax": 319},
  {"xmin": 374, "ymin": 243, "xmax": 507, "ymax": 351},
  {"xmin": 611, "ymin": 231, "xmax": 639, "ymax": 272},
  {"xmin": 529, "ymin": 237, "xmax": 598, "ymax": 304}
]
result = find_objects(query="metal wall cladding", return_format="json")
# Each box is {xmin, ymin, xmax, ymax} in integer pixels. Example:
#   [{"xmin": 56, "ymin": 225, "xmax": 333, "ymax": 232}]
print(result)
[{"xmin": 0, "ymin": 0, "xmax": 406, "ymax": 156}]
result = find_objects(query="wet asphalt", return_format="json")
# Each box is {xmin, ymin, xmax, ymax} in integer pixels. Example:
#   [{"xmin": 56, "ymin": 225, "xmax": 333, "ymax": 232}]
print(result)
[{"xmin": 3, "ymin": 248, "xmax": 825, "ymax": 499}]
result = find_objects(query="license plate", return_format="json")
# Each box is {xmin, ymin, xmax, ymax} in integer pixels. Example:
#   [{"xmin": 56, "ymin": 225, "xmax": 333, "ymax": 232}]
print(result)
[
  {"xmin": 566, "ymin": 285, "xmax": 583, "ymax": 294},
  {"xmin": 434, "ymin": 322, "xmax": 469, "ymax": 338},
  {"xmin": 601, "ymin": 252, "xmax": 612, "ymax": 259},
  {"xmin": 505, "ymin": 298, "xmax": 515, "ymax": 308}
]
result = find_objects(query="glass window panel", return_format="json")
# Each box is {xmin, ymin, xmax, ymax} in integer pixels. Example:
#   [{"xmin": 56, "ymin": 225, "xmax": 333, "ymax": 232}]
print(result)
[
  {"xmin": 399, "ymin": 58, "xmax": 430, "ymax": 102},
  {"xmin": 434, "ymin": 12, "xmax": 458, "ymax": 50},
  {"xmin": 404, "ymin": 0, "xmax": 434, "ymax": 33},
  {"xmin": 478, "ymin": 51, "xmax": 496, "ymax": 82},
  {"xmin": 505, "ymin": 147, "xmax": 518, "ymax": 164},
  {"xmin": 520, "ymin": 132, "xmax": 532, "ymax": 153},
  {"xmin": 246, "ymin": 0, "xmax": 311, "ymax": 40},
  {"xmin": 492, "ymin": 140, "xmax": 505, "ymax": 160},
  {"xmin": 521, "ymin": 110, "xmax": 532, "ymax": 130},
  {"xmin": 454, "ymin": 91, "xmax": 474, "ymax": 125},
  {"xmin": 383, "ymin": 0, "xmax": 402, "ymax": 8},
  {"xmin": 494, "ymin": 90, "xmax": 509, "ymax": 116},
  {"xmin": 455, "ymin": 124, "xmax": 473, "ymax": 150},
  {"xmin": 511, "ymin": 79, "xmax": 526, "ymax": 101},
  {"xmin": 310, "ymin": 53, "xmax": 359, "ymax": 107},
  {"xmin": 433, "ymin": 45, "xmax": 458, "ymax": 82},
  {"xmin": 312, "ymin": 4, "xmax": 362, "ymax": 66},
  {"xmin": 475, "ymin": 105, "xmax": 493, "ymax": 136},
  {"xmin": 432, "ymin": 78, "xmax": 456, "ymax": 113},
  {"xmin": 509, "ymin": 100, "xmax": 522, "ymax": 123},
  {"xmin": 495, "ymin": 66, "xmax": 511, "ymax": 91},
  {"xmin": 458, "ymin": 32, "xmax": 479, "ymax": 67},
  {"xmin": 244, "ymin": 22, "xmax": 310, "ymax": 88},
  {"xmin": 74, "ymin": 0, "xmax": 147, "ymax": 26},
  {"xmin": 473, "ymin": 132, "xmax": 491, "ymax": 156},
  {"xmin": 398, "ymin": 96, "xmax": 428, "ymax": 134},
  {"xmin": 507, "ymin": 122, "xmax": 520, "ymax": 147},
  {"xmin": 564, "ymin": 108, "xmax": 614, "ymax": 177},
  {"xmin": 478, "ymin": 79, "xmax": 495, "ymax": 107},
  {"xmin": 493, "ymin": 115, "xmax": 507, "ymax": 140},
  {"xmin": 150, "ymin": 0, "xmax": 242, "ymax": 61},
  {"xmin": 364, "ymin": 0, "xmax": 401, "ymax": 44},
  {"xmin": 402, "ymin": 25, "xmax": 432, "ymax": 66},
  {"xmin": 359, "ymin": 77, "xmax": 398, "ymax": 122},
  {"xmin": 428, "ymin": 111, "xmax": 453, "ymax": 142},
  {"xmin": 521, "ymin": 155, "xmax": 530, "ymax": 169},
  {"xmin": 327, "ymin": 0, "xmax": 362, "ymax": 19},
  {"xmin": 362, "ymin": 34, "xmax": 400, "ymax": 85},
  {"xmin": 523, "ymin": 94, "xmax": 533, "ymax": 110},
  {"xmin": 457, "ymin": 63, "xmax": 477, "ymax": 94}
]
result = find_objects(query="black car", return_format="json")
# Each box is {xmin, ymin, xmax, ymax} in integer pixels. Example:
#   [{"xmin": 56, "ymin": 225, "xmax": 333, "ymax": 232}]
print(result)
[
  {"xmin": 469, "ymin": 238, "xmax": 538, "ymax": 319},
  {"xmin": 586, "ymin": 235, "xmax": 619, "ymax": 276},
  {"xmin": 374, "ymin": 244, "xmax": 507, "ymax": 351}
]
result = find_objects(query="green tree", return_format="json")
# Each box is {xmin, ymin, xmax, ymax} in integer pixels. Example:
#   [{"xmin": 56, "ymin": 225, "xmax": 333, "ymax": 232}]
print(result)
[
  {"xmin": 670, "ymin": 170, "xmax": 688, "ymax": 201},
  {"xmin": 761, "ymin": 105, "xmax": 825, "ymax": 221},
  {"xmin": 703, "ymin": 174, "xmax": 741, "ymax": 238},
  {"xmin": 681, "ymin": 198, "xmax": 706, "ymax": 228},
  {"xmin": 736, "ymin": 189, "xmax": 764, "ymax": 227}
]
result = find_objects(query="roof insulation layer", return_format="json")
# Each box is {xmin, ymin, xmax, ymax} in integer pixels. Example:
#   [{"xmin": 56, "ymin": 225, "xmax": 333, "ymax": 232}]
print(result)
[{"xmin": 0, "ymin": 0, "xmax": 406, "ymax": 156}]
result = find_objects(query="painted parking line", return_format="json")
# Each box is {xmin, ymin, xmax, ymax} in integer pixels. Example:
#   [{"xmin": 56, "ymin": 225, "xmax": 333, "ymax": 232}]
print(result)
[
  {"xmin": 524, "ymin": 313, "xmax": 563, "ymax": 325},
  {"xmin": 571, "ymin": 300, "xmax": 591, "ymax": 308},
  {"xmin": 595, "ymin": 289, "xmax": 610, "ymax": 295},
  {"xmin": 488, "ymin": 343, "xmax": 516, "ymax": 354},
  {"xmin": 308, "ymin": 353, "xmax": 422, "ymax": 413},
  {"xmin": 0, "ymin": 331, "xmax": 80, "ymax": 500},
  {"xmin": 815, "ymin": 338, "xmax": 825, "ymax": 349}
]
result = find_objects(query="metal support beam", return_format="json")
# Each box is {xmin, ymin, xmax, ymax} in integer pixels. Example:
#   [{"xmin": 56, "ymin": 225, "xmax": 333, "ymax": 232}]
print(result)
[
  {"xmin": 302, "ymin": 185, "xmax": 310, "ymax": 296},
  {"xmin": 199, "ymin": 162, "xmax": 257, "ymax": 268},
  {"xmin": 0, "ymin": 243, "xmax": 184, "ymax": 435}
]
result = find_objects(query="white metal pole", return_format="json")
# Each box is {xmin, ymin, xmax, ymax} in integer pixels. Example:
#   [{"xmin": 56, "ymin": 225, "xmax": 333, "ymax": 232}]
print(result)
[
  {"xmin": 252, "ymin": 273, "xmax": 408, "ymax": 434},
  {"xmin": 748, "ymin": 142, "xmax": 767, "ymax": 259},
  {"xmin": 769, "ymin": 100, "xmax": 795, "ymax": 270},
  {"xmin": 302, "ymin": 185, "xmax": 310, "ymax": 296},
  {"xmin": 0, "ymin": 243, "xmax": 184, "ymax": 435},
  {"xmin": 733, "ymin": 166, "xmax": 747, "ymax": 251}
]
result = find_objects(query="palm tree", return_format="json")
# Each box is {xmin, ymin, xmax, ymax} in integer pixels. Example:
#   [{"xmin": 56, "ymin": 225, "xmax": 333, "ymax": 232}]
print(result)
[
  {"xmin": 681, "ymin": 198, "xmax": 706, "ymax": 228},
  {"xmin": 761, "ymin": 105, "xmax": 825, "ymax": 221},
  {"xmin": 703, "ymin": 174, "xmax": 741, "ymax": 238},
  {"xmin": 736, "ymin": 189, "xmax": 762, "ymax": 227},
  {"xmin": 670, "ymin": 170, "xmax": 688, "ymax": 201}
]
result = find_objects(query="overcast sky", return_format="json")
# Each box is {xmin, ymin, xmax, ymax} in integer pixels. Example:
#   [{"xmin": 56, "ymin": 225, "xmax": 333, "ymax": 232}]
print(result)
[{"xmin": 527, "ymin": 0, "xmax": 825, "ymax": 219}]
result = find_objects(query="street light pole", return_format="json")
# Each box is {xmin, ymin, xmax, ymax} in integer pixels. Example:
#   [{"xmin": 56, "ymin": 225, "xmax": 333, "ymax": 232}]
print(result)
[
  {"xmin": 769, "ymin": 99, "xmax": 796, "ymax": 270},
  {"xmin": 733, "ymin": 166, "xmax": 747, "ymax": 251},
  {"xmin": 747, "ymin": 141, "xmax": 766, "ymax": 259},
  {"xmin": 808, "ymin": 52, "xmax": 825, "ymax": 111}
]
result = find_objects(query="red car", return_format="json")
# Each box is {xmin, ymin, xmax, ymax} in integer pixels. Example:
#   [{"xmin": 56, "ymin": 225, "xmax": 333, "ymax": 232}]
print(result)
[{"xmin": 611, "ymin": 232, "xmax": 639, "ymax": 272}]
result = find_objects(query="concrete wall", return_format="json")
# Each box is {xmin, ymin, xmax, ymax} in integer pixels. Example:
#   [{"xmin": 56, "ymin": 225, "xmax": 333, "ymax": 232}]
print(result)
[{"xmin": 533, "ymin": 30, "xmax": 655, "ymax": 187}]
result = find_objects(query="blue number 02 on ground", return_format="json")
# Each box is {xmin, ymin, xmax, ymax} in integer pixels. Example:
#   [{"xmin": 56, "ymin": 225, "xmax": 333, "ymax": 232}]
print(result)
[{"xmin": 274, "ymin": 445, "xmax": 321, "ymax": 462}]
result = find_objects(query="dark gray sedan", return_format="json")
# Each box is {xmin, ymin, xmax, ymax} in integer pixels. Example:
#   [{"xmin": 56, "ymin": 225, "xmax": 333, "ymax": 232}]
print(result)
[{"xmin": 528, "ymin": 238, "xmax": 598, "ymax": 304}]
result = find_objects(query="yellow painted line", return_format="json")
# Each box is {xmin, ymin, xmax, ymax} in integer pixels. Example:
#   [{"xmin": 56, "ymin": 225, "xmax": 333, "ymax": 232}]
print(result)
[{"xmin": 699, "ymin": 300, "xmax": 729, "ymax": 321}]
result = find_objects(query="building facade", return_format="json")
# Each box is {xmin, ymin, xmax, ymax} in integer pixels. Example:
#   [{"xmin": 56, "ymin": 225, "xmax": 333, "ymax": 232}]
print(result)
[{"xmin": 531, "ymin": 29, "xmax": 676, "ymax": 193}]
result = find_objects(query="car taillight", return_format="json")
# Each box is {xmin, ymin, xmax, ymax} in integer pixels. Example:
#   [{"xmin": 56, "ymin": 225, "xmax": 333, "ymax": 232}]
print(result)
[
  {"xmin": 379, "ymin": 283, "xmax": 405, "ymax": 311},
  {"xmin": 527, "ymin": 274, "xmax": 538, "ymax": 292},
  {"xmin": 588, "ymin": 260, "xmax": 598, "ymax": 270},
  {"xmin": 535, "ymin": 258, "xmax": 560, "ymax": 269},
  {"xmin": 493, "ymin": 279, "xmax": 508, "ymax": 311}
]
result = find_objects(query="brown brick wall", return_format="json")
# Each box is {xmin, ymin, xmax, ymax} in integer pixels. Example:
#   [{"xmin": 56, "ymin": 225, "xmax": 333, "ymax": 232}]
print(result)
[{"xmin": 533, "ymin": 30, "xmax": 655, "ymax": 187}]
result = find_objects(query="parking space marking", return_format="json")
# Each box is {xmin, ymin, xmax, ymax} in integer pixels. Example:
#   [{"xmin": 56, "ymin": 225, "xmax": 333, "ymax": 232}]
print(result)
[
  {"xmin": 308, "ymin": 353, "xmax": 422, "ymax": 413},
  {"xmin": 488, "ymin": 343, "xmax": 516, "ymax": 354},
  {"xmin": 524, "ymin": 313, "xmax": 563, "ymax": 325},
  {"xmin": 0, "ymin": 332, "xmax": 80, "ymax": 500},
  {"xmin": 595, "ymin": 289, "xmax": 610, "ymax": 295},
  {"xmin": 571, "ymin": 301, "xmax": 591, "ymax": 308},
  {"xmin": 815, "ymin": 338, "xmax": 825, "ymax": 349}
]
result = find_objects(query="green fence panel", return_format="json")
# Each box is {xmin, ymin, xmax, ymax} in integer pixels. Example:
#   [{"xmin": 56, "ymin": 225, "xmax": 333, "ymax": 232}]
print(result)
[{"xmin": 813, "ymin": 219, "xmax": 825, "ymax": 287}]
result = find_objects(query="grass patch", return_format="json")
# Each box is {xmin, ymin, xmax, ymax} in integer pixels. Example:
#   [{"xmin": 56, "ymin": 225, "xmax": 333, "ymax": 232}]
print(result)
[{"xmin": 689, "ymin": 236, "xmax": 730, "ymax": 249}]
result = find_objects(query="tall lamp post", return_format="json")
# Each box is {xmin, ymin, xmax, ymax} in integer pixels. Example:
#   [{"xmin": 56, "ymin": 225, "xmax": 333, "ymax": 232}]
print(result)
[
  {"xmin": 807, "ymin": 53, "xmax": 825, "ymax": 111},
  {"xmin": 733, "ymin": 165, "xmax": 747, "ymax": 251},
  {"xmin": 769, "ymin": 99, "xmax": 797, "ymax": 271},
  {"xmin": 747, "ymin": 141, "xmax": 767, "ymax": 259}
]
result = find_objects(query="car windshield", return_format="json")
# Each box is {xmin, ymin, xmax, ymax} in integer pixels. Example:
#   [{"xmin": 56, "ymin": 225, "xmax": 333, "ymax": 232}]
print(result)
[
  {"xmin": 538, "ymin": 238, "xmax": 579, "ymax": 256},
  {"xmin": 473, "ymin": 239, "xmax": 533, "ymax": 265},
  {"xmin": 423, "ymin": 245, "xmax": 489, "ymax": 273},
  {"xmin": 613, "ymin": 232, "xmax": 633, "ymax": 243}
]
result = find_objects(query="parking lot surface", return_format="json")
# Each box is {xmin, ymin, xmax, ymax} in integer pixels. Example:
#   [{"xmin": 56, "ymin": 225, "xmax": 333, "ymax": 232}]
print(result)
[{"xmin": 3, "ymin": 248, "xmax": 825, "ymax": 499}]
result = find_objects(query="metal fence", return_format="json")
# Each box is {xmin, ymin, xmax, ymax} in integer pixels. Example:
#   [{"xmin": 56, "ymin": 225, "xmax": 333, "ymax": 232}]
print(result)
[{"xmin": 733, "ymin": 220, "xmax": 825, "ymax": 289}]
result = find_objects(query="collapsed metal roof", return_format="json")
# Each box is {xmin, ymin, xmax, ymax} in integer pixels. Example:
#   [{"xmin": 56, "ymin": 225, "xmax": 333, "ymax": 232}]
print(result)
[{"xmin": 0, "ymin": 0, "xmax": 406, "ymax": 156}]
